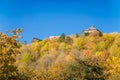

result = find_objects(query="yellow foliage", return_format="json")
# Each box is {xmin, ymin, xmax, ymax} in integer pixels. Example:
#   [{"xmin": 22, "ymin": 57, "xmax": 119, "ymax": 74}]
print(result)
[
  {"xmin": 58, "ymin": 42, "xmax": 66, "ymax": 50},
  {"xmin": 106, "ymin": 57, "xmax": 120, "ymax": 80},
  {"xmin": 11, "ymin": 31, "xmax": 120, "ymax": 80},
  {"xmin": 65, "ymin": 54, "xmax": 73, "ymax": 61},
  {"xmin": 95, "ymin": 51, "xmax": 102, "ymax": 57},
  {"xmin": 74, "ymin": 38, "xmax": 85, "ymax": 50}
]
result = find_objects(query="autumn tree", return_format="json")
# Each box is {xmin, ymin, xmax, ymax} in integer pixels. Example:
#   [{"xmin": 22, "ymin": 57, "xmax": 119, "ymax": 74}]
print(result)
[
  {"xmin": 0, "ymin": 29, "xmax": 21, "ymax": 80},
  {"xmin": 65, "ymin": 36, "xmax": 73, "ymax": 44}
]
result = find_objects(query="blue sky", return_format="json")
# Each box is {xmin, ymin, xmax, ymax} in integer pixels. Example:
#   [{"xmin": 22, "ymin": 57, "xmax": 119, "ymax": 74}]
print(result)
[{"xmin": 0, "ymin": 0, "xmax": 120, "ymax": 43}]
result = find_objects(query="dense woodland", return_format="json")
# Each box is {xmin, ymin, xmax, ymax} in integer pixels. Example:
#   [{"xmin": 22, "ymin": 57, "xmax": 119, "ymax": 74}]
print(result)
[{"xmin": 0, "ymin": 28, "xmax": 120, "ymax": 80}]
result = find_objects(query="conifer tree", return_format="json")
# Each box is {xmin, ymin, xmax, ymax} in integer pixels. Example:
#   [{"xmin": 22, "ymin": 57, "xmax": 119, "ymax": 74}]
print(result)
[{"xmin": 59, "ymin": 33, "xmax": 65, "ymax": 42}]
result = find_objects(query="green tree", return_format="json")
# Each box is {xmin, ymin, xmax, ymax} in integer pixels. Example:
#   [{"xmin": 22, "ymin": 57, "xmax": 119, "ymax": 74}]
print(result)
[
  {"xmin": 31, "ymin": 37, "xmax": 42, "ymax": 43},
  {"xmin": 59, "ymin": 33, "xmax": 65, "ymax": 42},
  {"xmin": 75, "ymin": 33, "xmax": 79, "ymax": 38}
]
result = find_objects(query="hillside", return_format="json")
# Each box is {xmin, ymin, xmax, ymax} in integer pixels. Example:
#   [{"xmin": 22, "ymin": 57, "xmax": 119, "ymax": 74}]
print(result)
[{"xmin": 1, "ymin": 28, "xmax": 120, "ymax": 80}]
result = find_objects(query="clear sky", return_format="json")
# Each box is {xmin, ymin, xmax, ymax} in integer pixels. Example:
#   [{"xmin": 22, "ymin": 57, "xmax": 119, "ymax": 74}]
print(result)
[{"xmin": 0, "ymin": 0, "xmax": 120, "ymax": 43}]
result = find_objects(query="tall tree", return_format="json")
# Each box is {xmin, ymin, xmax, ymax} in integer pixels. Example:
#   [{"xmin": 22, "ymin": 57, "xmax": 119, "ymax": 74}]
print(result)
[
  {"xmin": 59, "ymin": 33, "xmax": 65, "ymax": 42},
  {"xmin": 0, "ymin": 29, "xmax": 21, "ymax": 80}
]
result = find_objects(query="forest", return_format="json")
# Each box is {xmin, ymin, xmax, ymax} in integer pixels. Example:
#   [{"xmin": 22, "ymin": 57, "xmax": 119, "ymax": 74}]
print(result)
[{"xmin": 0, "ymin": 28, "xmax": 120, "ymax": 80}]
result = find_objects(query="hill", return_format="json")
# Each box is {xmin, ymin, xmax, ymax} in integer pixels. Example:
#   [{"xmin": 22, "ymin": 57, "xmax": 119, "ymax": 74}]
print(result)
[
  {"xmin": 0, "ymin": 28, "xmax": 120, "ymax": 80},
  {"xmin": 16, "ymin": 27, "xmax": 120, "ymax": 80}
]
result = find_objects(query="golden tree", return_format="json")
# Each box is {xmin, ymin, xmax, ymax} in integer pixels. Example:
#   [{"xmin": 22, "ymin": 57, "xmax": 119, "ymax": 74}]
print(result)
[{"xmin": 0, "ymin": 29, "xmax": 21, "ymax": 80}]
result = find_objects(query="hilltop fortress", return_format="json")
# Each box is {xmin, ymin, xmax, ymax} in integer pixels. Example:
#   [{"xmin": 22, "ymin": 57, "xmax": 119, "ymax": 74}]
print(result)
[
  {"xmin": 83, "ymin": 25, "xmax": 100, "ymax": 33},
  {"xmin": 82, "ymin": 25, "xmax": 102, "ymax": 36}
]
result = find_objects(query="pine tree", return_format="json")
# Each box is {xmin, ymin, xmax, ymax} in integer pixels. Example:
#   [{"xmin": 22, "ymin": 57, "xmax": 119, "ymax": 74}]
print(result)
[{"xmin": 59, "ymin": 33, "xmax": 65, "ymax": 42}]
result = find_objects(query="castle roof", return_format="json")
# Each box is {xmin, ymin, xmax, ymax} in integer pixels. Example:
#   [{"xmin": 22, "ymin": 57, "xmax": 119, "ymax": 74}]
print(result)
[{"xmin": 84, "ymin": 25, "xmax": 97, "ymax": 31}]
